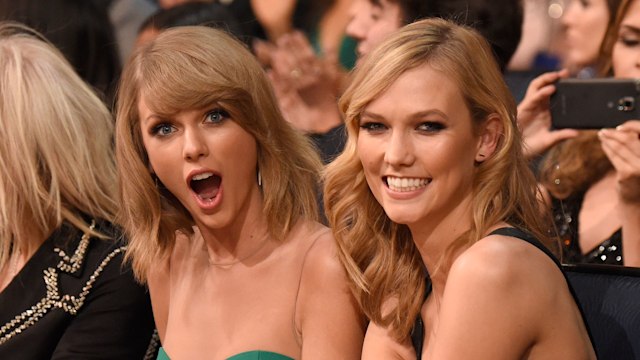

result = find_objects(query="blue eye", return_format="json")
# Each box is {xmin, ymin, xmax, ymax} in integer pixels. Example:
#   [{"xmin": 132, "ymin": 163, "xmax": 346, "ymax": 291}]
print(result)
[
  {"xmin": 151, "ymin": 124, "xmax": 175, "ymax": 136},
  {"xmin": 360, "ymin": 121, "xmax": 386, "ymax": 132},
  {"xmin": 205, "ymin": 109, "xmax": 229, "ymax": 124},
  {"xmin": 418, "ymin": 122, "xmax": 445, "ymax": 133}
]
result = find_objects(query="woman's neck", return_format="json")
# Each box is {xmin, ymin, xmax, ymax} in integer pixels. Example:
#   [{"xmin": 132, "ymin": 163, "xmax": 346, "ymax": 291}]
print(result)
[
  {"xmin": 196, "ymin": 189, "xmax": 273, "ymax": 265},
  {"xmin": 409, "ymin": 200, "xmax": 474, "ymax": 297}
]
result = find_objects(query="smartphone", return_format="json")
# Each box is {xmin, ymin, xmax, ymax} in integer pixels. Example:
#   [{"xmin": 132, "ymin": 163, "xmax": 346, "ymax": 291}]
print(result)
[{"xmin": 550, "ymin": 78, "xmax": 640, "ymax": 129}]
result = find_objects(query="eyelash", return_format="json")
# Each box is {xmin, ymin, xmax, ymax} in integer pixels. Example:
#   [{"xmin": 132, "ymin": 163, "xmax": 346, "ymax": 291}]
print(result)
[
  {"xmin": 149, "ymin": 108, "xmax": 230, "ymax": 137},
  {"xmin": 205, "ymin": 108, "xmax": 230, "ymax": 124},
  {"xmin": 151, "ymin": 123, "xmax": 175, "ymax": 137},
  {"xmin": 619, "ymin": 36, "xmax": 640, "ymax": 47},
  {"xmin": 359, "ymin": 122, "xmax": 386, "ymax": 132},
  {"xmin": 417, "ymin": 122, "xmax": 445, "ymax": 132},
  {"xmin": 359, "ymin": 121, "xmax": 445, "ymax": 133}
]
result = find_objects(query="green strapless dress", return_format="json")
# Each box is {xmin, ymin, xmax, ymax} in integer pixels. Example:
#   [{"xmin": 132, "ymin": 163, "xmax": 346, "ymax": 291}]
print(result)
[{"xmin": 157, "ymin": 347, "xmax": 294, "ymax": 360}]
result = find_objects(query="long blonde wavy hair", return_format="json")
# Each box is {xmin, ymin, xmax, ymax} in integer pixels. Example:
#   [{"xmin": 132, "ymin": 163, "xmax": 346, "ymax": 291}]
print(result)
[
  {"xmin": 0, "ymin": 22, "xmax": 118, "ymax": 268},
  {"xmin": 115, "ymin": 26, "xmax": 322, "ymax": 282},
  {"xmin": 324, "ymin": 18, "xmax": 555, "ymax": 341}
]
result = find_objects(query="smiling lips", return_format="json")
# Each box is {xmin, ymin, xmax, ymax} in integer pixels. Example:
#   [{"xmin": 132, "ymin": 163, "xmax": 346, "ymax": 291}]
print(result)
[
  {"xmin": 189, "ymin": 172, "xmax": 221, "ymax": 201},
  {"xmin": 385, "ymin": 176, "xmax": 431, "ymax": 192}
]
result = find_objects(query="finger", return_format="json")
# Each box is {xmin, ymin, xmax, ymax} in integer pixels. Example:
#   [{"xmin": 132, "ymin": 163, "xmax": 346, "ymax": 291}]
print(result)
[
  {"xmin": 599, "ymin": 131, "xmax": 640, "ymax": 173},
  {"xmin": 547, "ymin": 129, "xmax": 580, "ymax": 145},
  {"xmin": 617, "ymin": 120, "xmax": 640, "ymax": 133},
  {"xmin": 288, "ymin": 31, "xmax": 323, "ymax": 79},
  {"xmin": 270, "ymin": 46, "xmax": 299, "ymax": 79},
  {"xmin": 527, "ymin": 70, "xmax": 565, "ymax": 92},
  {"xmin": 252, "ymin": 39, "xmax": 275, "ymax": 68}
]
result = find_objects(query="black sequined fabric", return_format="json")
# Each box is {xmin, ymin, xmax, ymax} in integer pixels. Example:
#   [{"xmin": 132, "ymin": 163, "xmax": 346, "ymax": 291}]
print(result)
[{"xmin": 552, "ymin": 193, "xmax": 623, "ymax": 265}]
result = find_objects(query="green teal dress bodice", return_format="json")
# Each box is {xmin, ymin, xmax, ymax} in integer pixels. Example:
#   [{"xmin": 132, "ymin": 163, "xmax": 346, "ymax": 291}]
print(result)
[{"xmin": 157, "ymin": 347, "xmax": 294, "ymax": 360}]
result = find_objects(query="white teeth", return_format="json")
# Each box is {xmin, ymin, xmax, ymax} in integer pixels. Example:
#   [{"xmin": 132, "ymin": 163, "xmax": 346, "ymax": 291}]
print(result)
[
  {"xmin": 386, "ymin": 176, "xmax": 430, "ymax": 192},
  {"xmin": 192, "ymin": 172, "xmax": 214, "ymax": 181}
]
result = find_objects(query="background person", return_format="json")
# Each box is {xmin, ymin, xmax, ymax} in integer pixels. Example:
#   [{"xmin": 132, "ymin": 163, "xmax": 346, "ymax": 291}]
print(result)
[
  {"xmin": 0, "ymin": 22, "xmax": 155, "ymax": 359},
  {"xmin": 518, "ymin": 0, "xmax": 640, "ymax": 266}
]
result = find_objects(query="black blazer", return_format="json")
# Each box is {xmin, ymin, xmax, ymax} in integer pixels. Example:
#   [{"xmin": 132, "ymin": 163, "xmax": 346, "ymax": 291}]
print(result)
[{"xmin": 0, "ymin": 219, "xmax": 157, "ymax": 359}]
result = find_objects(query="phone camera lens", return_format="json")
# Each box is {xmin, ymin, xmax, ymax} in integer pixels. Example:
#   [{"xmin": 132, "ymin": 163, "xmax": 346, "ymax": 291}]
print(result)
[{"xmin": 617, "ymin": 97, "xmax": 635, "ymax": 112}]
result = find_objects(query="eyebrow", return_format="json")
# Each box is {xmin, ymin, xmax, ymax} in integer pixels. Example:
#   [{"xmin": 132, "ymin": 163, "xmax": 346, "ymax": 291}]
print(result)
[
  {"xmin": 619, "ymin": 24, "xmax": 640, "ymax": 35},
  {"xmin": 360, "ymin": 109, "xmax": 450, "ymax": 122}
]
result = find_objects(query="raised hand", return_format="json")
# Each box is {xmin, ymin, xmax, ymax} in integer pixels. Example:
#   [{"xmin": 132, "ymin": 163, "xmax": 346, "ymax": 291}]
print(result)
[{"xmin": 517, "ymin": 69, "xmax": 579, "ymax": 158}]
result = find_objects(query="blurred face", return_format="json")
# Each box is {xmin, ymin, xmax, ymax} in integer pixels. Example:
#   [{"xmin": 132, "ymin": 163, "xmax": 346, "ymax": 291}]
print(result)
[
  {"xmin": 357, "ymin": 64, "xmax": 482, "ymax": 227},
  {"xmin": 138, "ymin": 96, "xmax": 261, "ymax": 232},
  {"xmin": 135, "ymin": 27, "xmax": 160, "ymax": 49},
  {"xmin": 561, "ymin": 0, "xmax": 610, "ymax": 70},
  {"xmin": 158, "ymin": 0, "xmax": 198, "ymax": 9},
  {"xmin": 346, "ymin": 0, "xmax": 404, "ymax": 58},
  {"xmin": 612, "ymin": 0, "xmax": 640, "ymax": 78}
]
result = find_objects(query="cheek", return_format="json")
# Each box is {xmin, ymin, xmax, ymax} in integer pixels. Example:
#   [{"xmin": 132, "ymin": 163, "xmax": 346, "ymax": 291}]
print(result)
[{"xmin": 612, "ymin": 47, "xmax": 638, "ymax": 78}]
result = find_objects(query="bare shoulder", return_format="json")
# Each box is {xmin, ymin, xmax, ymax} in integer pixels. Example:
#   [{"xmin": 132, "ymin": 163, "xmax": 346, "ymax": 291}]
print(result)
[
  {"xmin": 452, "ymin": 231, "xmax": 563, "ymax": 287},
  {"xmin": 295, "ymin": 220, "xmax": 344, "ymax": 278},
  {"xmin": 430, "ymin": 231, "xmax": 574, "ymax": 358},
  {"xmin": 146, "ymin": 231, "xmax": 194, "ymax": 341},
  {"xmin": 294, "ymin": 220, "xmax": 366, "ymax": 358},
  {"xmin": 445, "ymin": 230, "xmax": 568, "ymax": 319}
]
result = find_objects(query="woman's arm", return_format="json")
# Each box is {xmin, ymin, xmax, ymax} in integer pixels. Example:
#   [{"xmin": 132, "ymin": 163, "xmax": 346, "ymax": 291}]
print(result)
[
  {"xmin": 295, "ymin": 231, "xmax": 366, "ymax": 359},
  {"xmin": 361, "ymin": 320, "xmax": 415, "ymax": 360}
]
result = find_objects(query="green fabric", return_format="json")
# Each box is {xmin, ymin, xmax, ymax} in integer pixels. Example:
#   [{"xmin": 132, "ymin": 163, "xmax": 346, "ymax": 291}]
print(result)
[
  {"xmin": 156, "ymin": 348, "xmax": 294, "ymax": 360},
  {"xmin": 309, "ymin": 30, "xmax": 357, "ymax": 71},
  {"xmin": 227, "ymin": 350, "xmax": 294, "ymax": 360},
  {"xmin": 157, "ymin": 347, "xmax": 170, "ymax": 360}
]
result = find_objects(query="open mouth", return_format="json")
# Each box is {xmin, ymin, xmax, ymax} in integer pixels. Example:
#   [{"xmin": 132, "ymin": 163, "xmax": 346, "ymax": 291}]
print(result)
[
  {"xmin": 384, "ymin": 176, "xmax": 432, "ymax": 192},
  {"xmin": 189, "ymin": 172, "xmax": 221, "ymax": 201}
]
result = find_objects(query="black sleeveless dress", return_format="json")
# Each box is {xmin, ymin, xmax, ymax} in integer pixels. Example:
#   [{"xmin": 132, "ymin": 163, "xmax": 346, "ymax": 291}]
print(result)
[{"xmin": 410, "ymin": 227, "xmax": 592, "ymax": 359}]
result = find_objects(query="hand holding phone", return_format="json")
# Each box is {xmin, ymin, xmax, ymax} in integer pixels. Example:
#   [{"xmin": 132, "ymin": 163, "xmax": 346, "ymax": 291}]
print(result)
[{"xmin": 550, "ymin": 78, "xmax": 640, "ymax": 129}]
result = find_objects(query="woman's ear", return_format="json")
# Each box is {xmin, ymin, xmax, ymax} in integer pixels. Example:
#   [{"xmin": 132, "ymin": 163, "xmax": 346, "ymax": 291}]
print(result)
[{"xmin": 475, "ymin": 114, "xmax": 503, "ymax": 163}]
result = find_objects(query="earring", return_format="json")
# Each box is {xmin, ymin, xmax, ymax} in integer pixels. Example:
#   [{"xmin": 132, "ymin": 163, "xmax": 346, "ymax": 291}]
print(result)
[
  {"xmin": 152, "ymin": 174, "xmax": 163, "ymax": 189},
  {"xmin": 257, "ymin": 169, "xmax": 262, "ymax": 187}
]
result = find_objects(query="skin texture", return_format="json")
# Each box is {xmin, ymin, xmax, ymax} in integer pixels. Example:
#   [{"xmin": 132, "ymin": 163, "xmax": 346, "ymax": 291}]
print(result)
[
  {"xmin": 561, "ymin": 0, "xmax": 610, "ymax": 72},
  {"xmin": 611, "ymin": 0, "xmax": 640, "ymax": 79},
  {"xmin": 356, "ymin": 65, "xmax": 482, "ymax": 228},
  {"xmin": 355, "ymin": 63, "xmax": 595, "ymax": 359},
  {"xmin": 345, "ymin": 0, "xmax": 404, "ymax": 58},
  {"xmin": 139, "ymin": 97, "xmax": 260, "ymax": 238},
  {"xmin": 138, "ymin": 96, "xmax": 365, "ymax": 358}
]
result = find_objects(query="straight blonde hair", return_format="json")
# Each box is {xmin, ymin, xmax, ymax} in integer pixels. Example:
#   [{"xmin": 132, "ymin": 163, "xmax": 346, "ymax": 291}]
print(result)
[
  {"xmin": 115, "ymin": 26, "xmax": 322, "ymax": 282},
  {"xmin": 0, "ymin": 22, "xmax": 118, "ymax": 268}
]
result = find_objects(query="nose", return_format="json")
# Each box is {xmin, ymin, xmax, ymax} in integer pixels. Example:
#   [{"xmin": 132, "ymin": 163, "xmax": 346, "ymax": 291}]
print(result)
[
  {"xmin": 384, "ymin": 130, "xmax": 414, "ymax": 167},
  {"xmin": 345, "ymin": 1, "xmax": 369, "ymax": 41},
  {"xmin": 560, "ymin": 1, "xmax": 575, "ymax": 27},
  {"xmin": 182, "ymin": 127, "xmax": 208, "ymax": 161}
]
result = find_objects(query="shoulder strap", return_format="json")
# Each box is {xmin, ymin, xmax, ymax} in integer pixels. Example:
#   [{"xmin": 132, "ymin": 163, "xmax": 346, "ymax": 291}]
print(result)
[
  {"xmin": 489, "ymin": 227, "xmax": 596, "ymax": 346},
  {"xmin": 489, "ymin": 227, "xmax": 563, "ymax": 272},
  {"xmin": 410, "ymin": 278, "xmax": 431, "ymax": 360}
]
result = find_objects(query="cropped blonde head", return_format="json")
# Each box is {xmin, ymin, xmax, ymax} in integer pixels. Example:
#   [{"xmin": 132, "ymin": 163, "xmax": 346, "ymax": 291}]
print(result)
[{"xmin": 0, "ymin": 22, "xmax": 117, "ymax": 268}]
